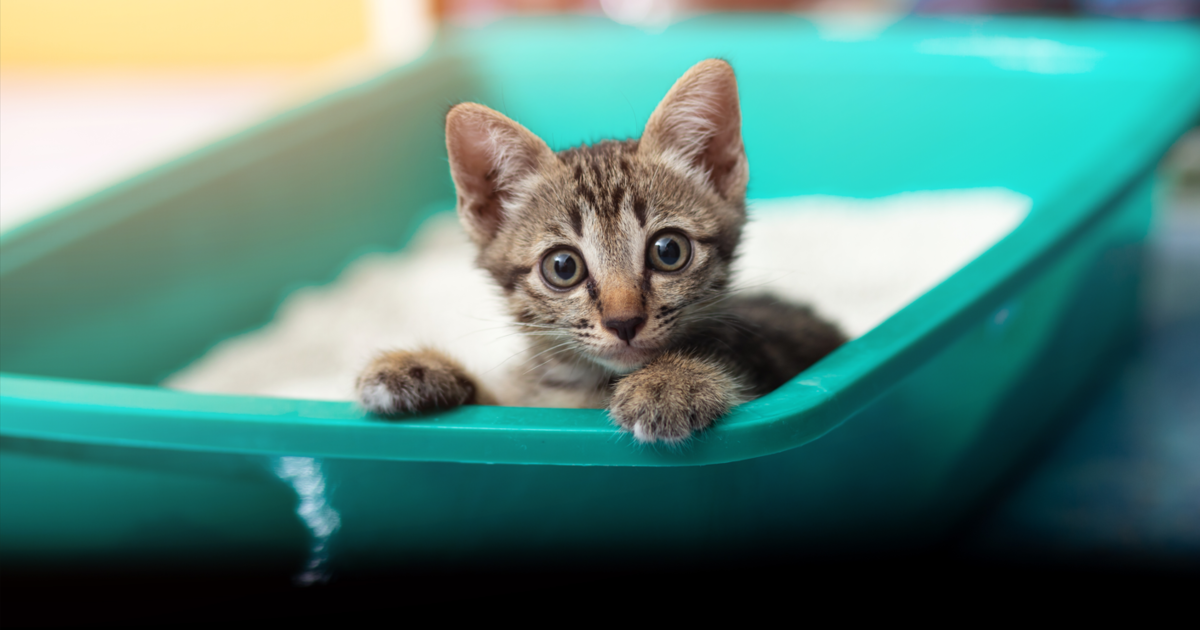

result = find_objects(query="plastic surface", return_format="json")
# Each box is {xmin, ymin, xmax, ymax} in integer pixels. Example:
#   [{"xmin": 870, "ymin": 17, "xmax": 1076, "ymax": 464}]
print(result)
[{"xmin": 2, "ymin": 16, "xmax": 1198, "ymax": 570}]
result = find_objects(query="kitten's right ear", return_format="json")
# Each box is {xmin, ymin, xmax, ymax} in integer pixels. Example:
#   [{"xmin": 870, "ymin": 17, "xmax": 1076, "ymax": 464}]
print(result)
[
  {"xmin": 641, "ymin": 59, "xmax": 747, "ymax": 202},
  {"xmin": 445, "ymin": 103, "xmax": 555, "ymax": 246}
]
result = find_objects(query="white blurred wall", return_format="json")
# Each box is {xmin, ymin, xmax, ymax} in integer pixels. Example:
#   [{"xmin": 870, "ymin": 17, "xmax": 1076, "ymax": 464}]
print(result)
[{"xmin": 0, "ymin": 0, "xmax": 434, "ymax": 233}]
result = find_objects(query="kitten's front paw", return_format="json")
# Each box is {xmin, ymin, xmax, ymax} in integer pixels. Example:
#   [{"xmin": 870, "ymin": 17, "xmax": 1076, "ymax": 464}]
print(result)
[
  {"xmin": 608, "ymin": 354, "xmax": 742, "ymax": 444},
  {"xmin": 356, "ymin": 349, "xmax": 479, "ymax": 415}
]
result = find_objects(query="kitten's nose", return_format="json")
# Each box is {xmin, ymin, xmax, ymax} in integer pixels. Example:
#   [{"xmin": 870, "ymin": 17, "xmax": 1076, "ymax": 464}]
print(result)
[{"xmin": 604, "ymin": 316, "xmax": 646, "ymax": 343}]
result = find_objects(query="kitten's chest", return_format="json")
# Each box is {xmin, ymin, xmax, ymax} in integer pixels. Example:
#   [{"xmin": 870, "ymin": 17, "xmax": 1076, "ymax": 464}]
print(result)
[
  {"xmin": 519, "ymin": 385, "xmax": 609, "ymax": 410},
  {"xmin": 501, "ymin": 358, "xmax": 612, "ymax": 409}
]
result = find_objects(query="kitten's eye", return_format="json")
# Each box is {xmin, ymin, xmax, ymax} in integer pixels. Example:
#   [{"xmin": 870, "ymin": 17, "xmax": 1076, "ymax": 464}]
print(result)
[
  {"xmin": 541, "ymin": 249, "xmax": 587, "ymax": 289},
  {"xmin": 647, "ymin": 231, "xmax": 691, "ymax": 272}
]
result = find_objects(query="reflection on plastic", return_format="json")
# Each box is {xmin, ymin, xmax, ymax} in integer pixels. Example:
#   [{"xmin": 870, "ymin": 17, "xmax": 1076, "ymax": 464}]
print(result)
[
  {"xmin": 274, "ymin": 456, "xmax": 341, "ymax": 585},
  {"xmin": 916, "ymin": 37, "xmax": 1106, "ymax": 74},
  {"xmin": 987, "ymin": 300, "xmax": 1021, "ymax": 339}
]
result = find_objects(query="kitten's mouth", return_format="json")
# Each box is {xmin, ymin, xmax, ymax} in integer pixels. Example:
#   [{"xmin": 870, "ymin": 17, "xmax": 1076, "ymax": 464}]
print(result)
[{"xmin": 591, "ymin": 343, "xmax": 658, "ymax": 373}]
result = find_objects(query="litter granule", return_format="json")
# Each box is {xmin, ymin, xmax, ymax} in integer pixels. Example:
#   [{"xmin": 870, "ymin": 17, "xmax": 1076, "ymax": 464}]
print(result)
[{"xmin": 163, "ymin": 188, "xmax": 1030, "ymax": 401}]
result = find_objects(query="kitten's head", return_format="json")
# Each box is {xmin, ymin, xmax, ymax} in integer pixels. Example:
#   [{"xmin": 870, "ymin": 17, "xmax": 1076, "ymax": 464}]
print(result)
[{"xmin": 446, "ymin": 59, "xmax": 747, "ymax": 373}]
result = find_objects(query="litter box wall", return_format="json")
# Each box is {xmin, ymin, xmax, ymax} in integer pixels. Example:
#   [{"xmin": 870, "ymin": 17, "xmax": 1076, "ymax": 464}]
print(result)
[
  {"xmin": 1, "ymin": 17, "xmax": 1197, "ymax": 571},
  {"xmin": 0, "ymin": 52, "xmax": 477, "ymax": 571},
  {"xmin": 0, "ymin": 177, "xmax": 1149, "ymax": 570}
]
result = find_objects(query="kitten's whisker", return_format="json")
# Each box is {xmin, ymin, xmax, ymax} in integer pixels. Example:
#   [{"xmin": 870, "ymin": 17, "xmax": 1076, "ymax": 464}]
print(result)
[
  {"xmin": 678, "ymin": 292, "xmax": 739, "ymax": 315},
  {"xmin": 451, "ymin": 323, "xmax": 546, "ymax": 342},
  {"xmin": 482, "ymin": 330, "xmax": 561, "ymax": 345},
  {"xmin": 459, "ymin": 314, "xmax": 521, "ymax": 326},
  {"xmin": 519, "ymin": 340, "xmax": 579, "ymax": 367},
  {"xmin": 478, "ymin": 326, "xmax": 576, "ymax": 373},
  {"xmin": 520, "ymin": 344, "xmax": 580, "ymax": 376},
  {"xmin": 679, "ymin": 314, "xmax": 760, "ymax": 339},
  {"xmin": 482, "ymin": 339, "xmax": 567, "ymax": 375},
  {"xmin": 507, "ymin": 321, "xmax": 572, "ymax": 331},
  {"xmin": 460, "ymin": 314, "xmax": 571, "ymax": 332},
  {"xmin": 728, "ymin": 278, "xmax": 792, "ymax": 294}
]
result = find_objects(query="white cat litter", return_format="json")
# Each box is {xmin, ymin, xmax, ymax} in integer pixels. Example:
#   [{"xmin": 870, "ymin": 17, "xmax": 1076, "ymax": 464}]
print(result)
[{"xmin": 163, "ymin": 189, "xmax": 1030, "ymax": 401}]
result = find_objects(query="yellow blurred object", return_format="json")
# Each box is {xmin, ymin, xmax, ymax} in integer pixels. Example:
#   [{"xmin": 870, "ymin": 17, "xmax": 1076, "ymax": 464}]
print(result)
[{"xmin": 0, "ymin": 0, "xmax": 372, "ymax": 66}]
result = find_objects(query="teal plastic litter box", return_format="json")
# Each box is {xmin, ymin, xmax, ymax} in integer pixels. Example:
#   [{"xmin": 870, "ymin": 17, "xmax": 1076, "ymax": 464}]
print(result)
[{"xmin": 3, "ymin": 16, "xmax": 1199, "ymax": 573}]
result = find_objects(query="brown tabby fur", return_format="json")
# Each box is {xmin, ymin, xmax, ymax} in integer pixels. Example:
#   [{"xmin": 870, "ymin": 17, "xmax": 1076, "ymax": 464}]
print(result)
[{"xmin": 356, "ymin": 59, "xmax": 845, "ymax": 444}]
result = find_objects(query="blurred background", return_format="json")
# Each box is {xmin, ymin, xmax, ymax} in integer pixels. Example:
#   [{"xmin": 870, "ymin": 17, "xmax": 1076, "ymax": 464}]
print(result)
[
  {"xmin": 2, "ymin": 0, "xmax": 1197, "ymax": 229},
  {"xmin": 1, "ymin": 0, "xmax": 1198, "ymax": 621}
]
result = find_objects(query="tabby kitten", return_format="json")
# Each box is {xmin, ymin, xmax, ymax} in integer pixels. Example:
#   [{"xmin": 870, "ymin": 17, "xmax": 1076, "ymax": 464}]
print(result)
[{"xmin": 357, "ymin": 59, "xmax": 845, "ymax": 443}]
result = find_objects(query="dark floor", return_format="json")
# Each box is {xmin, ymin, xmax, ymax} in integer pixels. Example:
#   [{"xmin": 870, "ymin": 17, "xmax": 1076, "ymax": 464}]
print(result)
[{"xmin": 959, "ymin": 201, "xmax": 1200, "ymax": 571}]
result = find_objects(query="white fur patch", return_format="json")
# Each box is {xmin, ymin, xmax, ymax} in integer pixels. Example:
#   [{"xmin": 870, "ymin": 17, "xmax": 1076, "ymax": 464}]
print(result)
[{"xmin": 358, "ymin": 381, "xmax": 398, "ymax": 415}]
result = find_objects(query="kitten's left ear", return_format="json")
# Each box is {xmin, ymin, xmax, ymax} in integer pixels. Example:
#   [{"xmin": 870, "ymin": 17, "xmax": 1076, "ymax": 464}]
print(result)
[{"xmin": 641, "ymin": 59, "xmax": 748, "ymax": 202}]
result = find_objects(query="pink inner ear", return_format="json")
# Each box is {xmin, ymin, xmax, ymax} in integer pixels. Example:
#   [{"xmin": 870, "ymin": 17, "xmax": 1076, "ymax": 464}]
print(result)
[
  {"xmin": 445, "ymin": 103, "xmax": 554, "ymax": 245},
  {"xmin": 449, "ymin": 119, "xmax": 505, "ymax": 239},
  {"xmin": 643, "ymin": 60, "xmax": 747, "ymax": 201},
  {"xmin": 701, "ymin": 117, "xmax": 744, "ymax": 200},
  {"xmin": 690, "ymin": 72, "xmax": 744, "ymax": 199}
]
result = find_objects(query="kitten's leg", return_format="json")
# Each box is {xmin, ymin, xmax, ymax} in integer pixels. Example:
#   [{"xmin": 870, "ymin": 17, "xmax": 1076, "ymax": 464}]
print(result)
[
  {"xmin": 608, "ymin": 352, "xmax": 744, "ymax": 444},
  {"xmin": 608, "ymin": 296, "xmax": 846, "ymax": 444},
  {"xmin": 717, "ymin": 295, "xmax": 847, "ymax": 396},
  {"xmin": 356, "ymin": 348, "xmax": 497, "ymax": 415}
]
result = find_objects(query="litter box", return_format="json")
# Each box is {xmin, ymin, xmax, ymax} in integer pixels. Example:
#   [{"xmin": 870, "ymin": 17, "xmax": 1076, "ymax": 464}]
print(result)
[{"xmin": 2, "ymin": 16, "xmax": 1198, "ymax": 574}]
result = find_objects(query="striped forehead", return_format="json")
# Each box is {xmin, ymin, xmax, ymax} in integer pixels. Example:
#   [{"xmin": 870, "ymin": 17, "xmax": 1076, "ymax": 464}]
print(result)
[{"xmin": 559, "ymin": 140, "xmax": 648, "ymax": 237}]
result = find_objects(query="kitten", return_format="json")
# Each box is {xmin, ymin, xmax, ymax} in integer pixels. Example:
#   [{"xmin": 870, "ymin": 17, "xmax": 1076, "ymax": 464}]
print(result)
[{"xmin": 356, "ymin": 59, "xmax": 846, "ymax": 444}]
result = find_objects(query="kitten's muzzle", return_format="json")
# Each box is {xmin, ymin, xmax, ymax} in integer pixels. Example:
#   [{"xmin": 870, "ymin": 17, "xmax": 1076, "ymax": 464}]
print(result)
[{"xmin": 604, "ymin": 316, "xmax": 647, "ymax": 343}]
